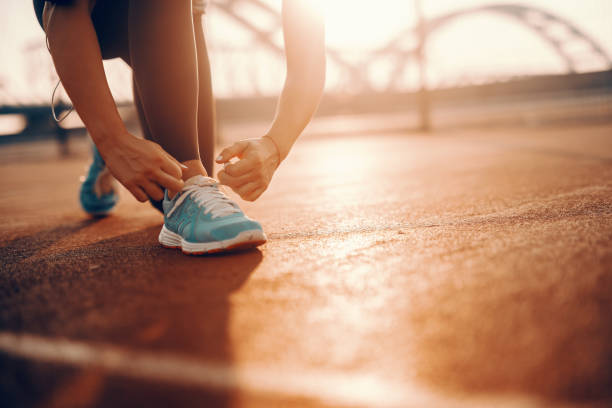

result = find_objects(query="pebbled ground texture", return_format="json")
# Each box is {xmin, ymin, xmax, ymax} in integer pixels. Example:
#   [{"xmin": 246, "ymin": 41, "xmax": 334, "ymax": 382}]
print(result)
[{"xmin": 1, "ymin": 123, "xmax": 611, "ymax": 408}]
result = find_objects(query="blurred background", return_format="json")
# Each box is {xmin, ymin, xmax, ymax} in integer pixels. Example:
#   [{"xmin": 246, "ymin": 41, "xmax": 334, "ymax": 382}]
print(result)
[
  {"xmin": 1, "ymin": 3, "xmax": 611, "ymax": 406},
  {"xmin": 0, "ymin": 0, "xmax": 611, "ymax": 154}
]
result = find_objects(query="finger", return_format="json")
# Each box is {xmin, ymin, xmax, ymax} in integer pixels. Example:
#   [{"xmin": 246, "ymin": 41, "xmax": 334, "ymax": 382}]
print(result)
[
  {"xmin": 224, "ymin": 156, "xmax": 257, "ymax": 177},
  {"xmin": 218, "ymin": 169, "xmax": 255, "ymax": 188},
  {"xmin": 154, "ymin": 168, "xmax": 184, "ymax": 192},
  {"xmin": 160, "ymin": 156, "xmax": 185, "ymax": 182},
  {"xmin": 216, "ymin": 141, "xmax": 249, "ymax": 163},
  {"xmin": 245, "ymin": 186, "xmax": 266, "ymax": 202},
  {"xmin": 141, "ymin": 180, "xmax": 165, "ymax": 201},
  {"xmin": 128, "ymin": 185, "xmax": 148, "ymax": 202},
  {"xmin": 237, "ymin": 181, "xmax": 260, "ymax": 198}
]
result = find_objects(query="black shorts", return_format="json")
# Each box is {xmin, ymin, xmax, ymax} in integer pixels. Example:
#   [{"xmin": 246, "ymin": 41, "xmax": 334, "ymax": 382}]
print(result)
[
  {"xmin": 33, "ymin": 0, "xmax": 206, "ymax": 62},
  {"xmin": 33, "ymin": 0, "xmax": 70, "ymax": 29},
  {"xmin": 33, "ymin": 0, "xmax": 207, "ymax": 30},
  {"xmin": 33, "ymin": 0, "xmax": 131, "ymax": 61}
]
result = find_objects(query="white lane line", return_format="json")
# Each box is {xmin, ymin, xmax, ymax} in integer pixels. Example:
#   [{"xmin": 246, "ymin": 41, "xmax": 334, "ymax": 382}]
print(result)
[{"xmin": 0, "ymin": 331, "xmax": 538, "ymax": 408}]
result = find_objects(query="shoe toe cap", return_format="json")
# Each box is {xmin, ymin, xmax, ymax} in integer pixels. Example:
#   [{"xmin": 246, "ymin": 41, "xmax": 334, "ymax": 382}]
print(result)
[{"xmin": 193, "ymin": 218, "xmax": 262, "ymax": 242}]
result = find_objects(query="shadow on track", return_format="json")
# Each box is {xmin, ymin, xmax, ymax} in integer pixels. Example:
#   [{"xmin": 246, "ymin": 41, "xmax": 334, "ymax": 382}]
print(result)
[
  {"xmin": 1, "ymin": 223, "xmax": 262, "ymax": 407},
  {"xmin": 0, "ymin": 219, "xmax": 100, "ymax": 266}
]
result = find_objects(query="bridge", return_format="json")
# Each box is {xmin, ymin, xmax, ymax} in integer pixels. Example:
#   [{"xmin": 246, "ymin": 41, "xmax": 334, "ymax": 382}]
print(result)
[
  {"xmin": 0, "ymin": 1, "xmax": 610, "ymax": 142},
  {"xmin": 210, "ymin": 1, "xmax": 611, "ymax": 93}
]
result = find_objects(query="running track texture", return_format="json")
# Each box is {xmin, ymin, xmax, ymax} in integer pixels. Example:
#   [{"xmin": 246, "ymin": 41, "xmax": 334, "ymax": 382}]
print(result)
[{"xmin": 1, "ymin": 124, "xmax": 611, "ymax": 407}]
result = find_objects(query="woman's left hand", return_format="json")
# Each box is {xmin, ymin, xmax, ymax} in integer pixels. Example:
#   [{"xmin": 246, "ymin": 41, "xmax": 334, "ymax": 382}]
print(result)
[{"xmin": 216, "ymin": 137, "xmax": 280, "ymax": 201}]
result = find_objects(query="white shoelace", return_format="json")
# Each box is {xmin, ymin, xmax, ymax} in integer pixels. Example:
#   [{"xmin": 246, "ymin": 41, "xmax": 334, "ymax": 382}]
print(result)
[{"xmin": 167, "ymin": 177, "xmax": 241, "ymax": 219}]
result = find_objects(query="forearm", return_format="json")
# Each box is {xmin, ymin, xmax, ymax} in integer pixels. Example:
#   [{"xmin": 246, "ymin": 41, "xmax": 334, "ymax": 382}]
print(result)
[
  {"xmin": 265, "ymin": 74, "xmax": 325, "ymax": 162},
  {"xmin": 265, "ymin": 0, "xmax": 326, "ymax": 163},
  {"xmin": 44, "ymin": 2, "xmax": 126, "ymax": 149}
]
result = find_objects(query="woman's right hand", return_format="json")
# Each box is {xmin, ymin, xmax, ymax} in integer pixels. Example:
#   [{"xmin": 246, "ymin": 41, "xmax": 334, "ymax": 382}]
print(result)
[{"xmin": 98, "ymin": 133, "xmax": 185, "ymax": 202}]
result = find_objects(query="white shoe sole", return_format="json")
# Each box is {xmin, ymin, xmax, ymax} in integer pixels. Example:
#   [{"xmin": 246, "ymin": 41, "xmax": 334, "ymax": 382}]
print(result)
[{"xmin": 158, "ymin": 225, "xmax": 267, "ymax": 255}]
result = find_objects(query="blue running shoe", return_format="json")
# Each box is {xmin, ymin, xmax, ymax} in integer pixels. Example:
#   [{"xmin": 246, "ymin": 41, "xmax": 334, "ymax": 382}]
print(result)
[
  {"xmin": 158, "ymin": 175, "xmax": 266, "ymax": 255},
  {"xmin": 79, "ymin": 144, "xmax": 119, "ymax": 216}
]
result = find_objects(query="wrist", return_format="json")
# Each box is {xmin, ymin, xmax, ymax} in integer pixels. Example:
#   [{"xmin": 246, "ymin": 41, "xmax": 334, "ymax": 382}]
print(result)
[
  {"xmin": 91, "ymin": 125, "xmax": 131, "ymax": 153},
  {"xmin": 262, "ymin": 135, "xmax": 281, "ymax": 167}
]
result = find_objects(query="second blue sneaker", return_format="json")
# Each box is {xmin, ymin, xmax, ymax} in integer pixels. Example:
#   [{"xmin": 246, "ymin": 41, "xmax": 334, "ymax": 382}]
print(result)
[
  {"xmin": 158, "ymin": 175, "xmax": 266, "ymax": 255},
  {"xmin": 79, "ymin": 144, "xmax": 119, "ymax": 216}
]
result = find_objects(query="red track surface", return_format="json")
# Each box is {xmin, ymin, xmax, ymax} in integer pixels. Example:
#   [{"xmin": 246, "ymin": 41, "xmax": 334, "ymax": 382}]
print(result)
[{"xmin": 1, "ymin": 124, "xmax": 611, "ymax": 407}]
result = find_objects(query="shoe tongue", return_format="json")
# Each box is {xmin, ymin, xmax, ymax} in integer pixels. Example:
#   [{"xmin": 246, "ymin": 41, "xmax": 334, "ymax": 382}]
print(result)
[{"xmin": 183, "ymin": 175, "xmax": 217, "ymax": 188}]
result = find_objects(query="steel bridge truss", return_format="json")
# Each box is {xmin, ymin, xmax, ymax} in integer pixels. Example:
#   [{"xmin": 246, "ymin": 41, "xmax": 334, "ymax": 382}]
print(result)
[{"xmin": 212, "ymin": 1, "xmax": 612, "ymax": 93}]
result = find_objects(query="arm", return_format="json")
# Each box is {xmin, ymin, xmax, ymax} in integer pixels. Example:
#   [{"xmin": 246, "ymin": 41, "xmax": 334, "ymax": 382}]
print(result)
[
  {"xmin": 217, "ymin": 0, "xmax": 326, "ymax": 201},
  {"xmin": 264, "ymin": 0, "xmax": 326, "ymax": 161},
  {"xmin": 43, "ymin": 1, "xmax": 184, "ymax": 201}
]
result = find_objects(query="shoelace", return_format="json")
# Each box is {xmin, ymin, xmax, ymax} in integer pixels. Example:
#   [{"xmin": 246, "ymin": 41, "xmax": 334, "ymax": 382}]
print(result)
[{"xmin": 167, "ymin": 180, "xmax": 241, "ymax": 219}]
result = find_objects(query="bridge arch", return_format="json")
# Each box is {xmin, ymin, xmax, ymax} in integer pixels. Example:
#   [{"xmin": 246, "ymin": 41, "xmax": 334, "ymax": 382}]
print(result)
[
  {"xmin": 422, "ymin": 4, "xmax": 612, "ymax": 73},
  {"xmin": 211, "ymin": 2, "xmax": 611, "ymax": 92}
]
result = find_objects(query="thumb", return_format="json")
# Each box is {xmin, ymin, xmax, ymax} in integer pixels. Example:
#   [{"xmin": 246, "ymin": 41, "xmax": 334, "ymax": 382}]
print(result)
[{"xmin": 216, "ymin": 141, "xmax": 249, "ymax": 163}]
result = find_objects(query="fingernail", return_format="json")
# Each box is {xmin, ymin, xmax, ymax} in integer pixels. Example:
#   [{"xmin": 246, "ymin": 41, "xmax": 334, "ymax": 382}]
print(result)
[
  {"xmin": 216, "ymin": 155, "xmax": 223, "ymax": 162},
  {"xmin": 179, "ymin": 163, "xmax": 188, "ymax": 169}
]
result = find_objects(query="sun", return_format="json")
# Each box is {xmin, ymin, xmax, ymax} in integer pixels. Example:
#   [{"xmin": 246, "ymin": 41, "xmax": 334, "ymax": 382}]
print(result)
[{"xmin": 312, "ymin": 0, "xmax": 414, "ymax": 51}]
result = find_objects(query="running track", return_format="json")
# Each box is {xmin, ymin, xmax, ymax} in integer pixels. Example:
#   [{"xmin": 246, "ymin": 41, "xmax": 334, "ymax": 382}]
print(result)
[{"xmin": 1, "ymin": 124, "xmax": 611, "ymax": 407}]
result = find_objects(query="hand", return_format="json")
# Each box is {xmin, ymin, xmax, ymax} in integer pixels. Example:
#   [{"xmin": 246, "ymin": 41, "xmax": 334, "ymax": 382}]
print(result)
[
  {"xmin": 216, "ymin": 137, "xmax": 280, "ymax": 201},
  {"xmin": 98, "ymin": 133, "xmax": 185, "ymax": 202}
]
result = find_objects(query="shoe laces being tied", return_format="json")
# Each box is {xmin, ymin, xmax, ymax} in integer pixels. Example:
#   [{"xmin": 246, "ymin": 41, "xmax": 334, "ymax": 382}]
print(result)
[{"xmin": 167, "ymin": 176, "xmax": 241, "ymax": 219}]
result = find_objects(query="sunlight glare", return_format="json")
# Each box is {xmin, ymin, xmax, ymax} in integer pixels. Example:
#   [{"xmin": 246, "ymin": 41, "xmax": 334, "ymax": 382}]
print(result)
[{"xmin": 315, "ymin": 0, "xmax": 412, "ymax": 51}]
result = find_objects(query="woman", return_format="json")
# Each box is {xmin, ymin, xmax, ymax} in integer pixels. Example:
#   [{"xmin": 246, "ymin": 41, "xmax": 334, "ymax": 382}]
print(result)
[{"xmin": 34, "ymin": 0, "xmax": 326, "ymax": 254}]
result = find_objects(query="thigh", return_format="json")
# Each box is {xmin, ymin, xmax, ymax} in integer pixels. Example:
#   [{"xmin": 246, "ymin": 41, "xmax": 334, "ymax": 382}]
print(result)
[{"xmin": 91, "ymin": 0, "xmax": 131, "ymax": 63}]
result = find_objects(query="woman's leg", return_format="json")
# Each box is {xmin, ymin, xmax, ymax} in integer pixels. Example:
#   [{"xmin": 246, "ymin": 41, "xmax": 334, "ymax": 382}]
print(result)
[
  {"xmin": 133, "ymin": 12, "xmax": 216, "ymax": 176},
  {"xmin": 132, "ymin": 11, "xmax": 214, "ymax": 212},
  {"xmin": 193, "ymin": 12, "xmax": 216, "ymax": 176},
  {"xmin": 132, "ymin": 76, "xmax": 166, "ymax": 212},
  {"xmin": 90, "ymin": 0, "xmax": 212, "ymax": 181},
  {"xmin": 109, "ymin": 1, "xmax": 213, "ymax": 211},
  {"xmin": 128, "ymin": 0, "xmax": 205, "ymax": 178},
  {"xmin": 133, "ymin": 76, "xmax": 153, "ymax": 141}
]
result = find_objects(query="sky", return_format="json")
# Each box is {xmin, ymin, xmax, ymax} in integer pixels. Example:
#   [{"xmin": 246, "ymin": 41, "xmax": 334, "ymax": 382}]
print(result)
[{"xmin": 0, "ymin": 0, "xmax": 611, "ymax": 103}]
